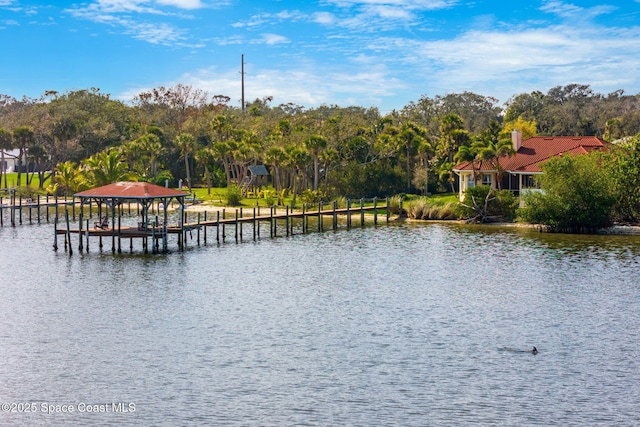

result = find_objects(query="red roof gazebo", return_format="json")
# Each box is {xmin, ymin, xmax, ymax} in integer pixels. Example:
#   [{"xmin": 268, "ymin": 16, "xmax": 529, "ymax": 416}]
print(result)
[{"xmin": 75, "ymin": 181, "xmax": 189, "ymax": 253}]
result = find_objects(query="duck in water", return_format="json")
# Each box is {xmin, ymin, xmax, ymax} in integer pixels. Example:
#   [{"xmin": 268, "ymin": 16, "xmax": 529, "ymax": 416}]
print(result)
[{"xmin": 498, "ymin": 346, "xmax": 538, "ymax": 354}]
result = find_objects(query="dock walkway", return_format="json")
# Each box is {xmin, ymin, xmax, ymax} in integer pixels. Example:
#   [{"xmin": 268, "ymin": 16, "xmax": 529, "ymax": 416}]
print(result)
[{"xmin": 55, "ymin": 198, "xmax": 390, "ymax": 255}]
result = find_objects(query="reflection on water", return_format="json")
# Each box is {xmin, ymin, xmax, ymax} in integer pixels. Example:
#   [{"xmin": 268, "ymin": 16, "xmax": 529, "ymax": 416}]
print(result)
[{"xmin": 1, "ymin": 221, "xmax": 639, "ymax": 425}]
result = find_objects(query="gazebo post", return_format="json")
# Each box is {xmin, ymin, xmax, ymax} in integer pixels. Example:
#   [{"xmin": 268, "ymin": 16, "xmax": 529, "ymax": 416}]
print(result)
[
  {"xmin": 110, "ymin": 199, "xmax": 116, "ymax": 253},
  {"xmin": 179, "ymin": 198, "xmax": 185, "ymax": 251},
  {"xmin": 78, "ymin": 199, "xmax": 84, "ymax": 253},
  {"xmin": 117, "ymin": 212, "xmax": 122, "ymax": 254},
  {"xmin": 163, "ymin": 197, "xmax": 169, "ymax": 253}
]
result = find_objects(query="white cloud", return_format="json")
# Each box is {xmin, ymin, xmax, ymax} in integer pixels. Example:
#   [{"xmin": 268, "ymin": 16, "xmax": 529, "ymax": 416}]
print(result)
[
  {"xmin": 233, "ymin": 10, "xmax": 306, "ymax": 29},
  {"xmin": 540, "ymin": 1, "xmax": 617, "ymax": 20},
  {"xmin": 120, "ymin": 60, "xmax": 405, "ymax": 109},
  {"xmin": 386, "ymin": 21, "xmax": 640, "ymax": 102},
  {"xmin": 128, "ymin": 21, "xmax": 186, "ymax": 44},
  {"xmin": 312, "ymin": 11, "xmax": 336, "ymax": 25},
  {"xmin": 86, "ymin": 0, "xmax": 158, "ymax": 14},
  {"xmin": 324, "ymin": 0, "xmax": 457, "ymax": 9},
  {"xmin": 112, "ymin": 0, "xmax": 640, "ymax": 110},
  {"xmin": 260, "ymin": 33, "xmax": 289, "ymax": 45},
  {"xmin": 156, "ymin": 0, "xmax": 204, "ymax": 9},
  {"xmin": 368, "ymin": 5, "xmax": 413, "ymax": 19},
  {"xmin": 65, "ymin": 0, "xmax": 204, "ymax": 46}
]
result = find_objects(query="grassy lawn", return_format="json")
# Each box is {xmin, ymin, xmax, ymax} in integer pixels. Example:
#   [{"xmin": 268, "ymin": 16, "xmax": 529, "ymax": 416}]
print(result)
[
  {"xmin": 191, "ymin": 186, "xmax": 458, "ymax": 209},
  {"xmin": 427, "ymin": 193, "xmax": 458, "ymax": 205},
  {"xmin": 1, "ymin": 172, "xmax": 44, "ymax": 189}
]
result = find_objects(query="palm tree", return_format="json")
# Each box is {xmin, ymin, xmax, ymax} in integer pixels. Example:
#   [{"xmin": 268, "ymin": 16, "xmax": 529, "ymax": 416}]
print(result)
[
  {"xmin": 454, "ymin": 144, "xmax": 480, "ymax": 186},
  {"xmin": 265, "ymin": 146, "xmax": 287, "ymax": 191},
  {"xmin": 211, "ymin": 140, "xmax": 234, "ymax": 185},
  {"xmin": 83, "ymin": 149, "xmax": 131, "ymax": 187},
  {"xmin": 25, "ymin": 143, "xmax": 48, "ymax": 187},
  {"xmin": 175, "ymin": 133, "xmax": 196, "ymax": 193},
  {"xmin": 438, "ymin": 114, "xmax": 470, "ymax": 162},
  {"xmin": 475, "ymin": 139, "xmax": 515, "ymax": 189},
  {"xmin": 284, "ymin": 145, "xmax": 312, "ymax": 200},
  {"xmin": 137, "ymin": 133, "xmax": 164, "ymax": 180},
  {"xmin": 304, "ymin": 134, "xmax": 328, "ymax": 191},
  {"xmin": 194, "ymin": 147, "xmax": 215, "ymax": 194},
  {"xmin": 416, "ymin": 138, "xmax": 435, "ymax": 195},
  {"xmin": 210, "ymin": 114, "xmax": 233, "ymax": 142},
  {"xmin": 319, "ymin": 147, "xmax": 339, "ymax": 188},
  {"xmin": 54, "ymin": 161, "xmax": 86, "ymax": 196},
  {"xmin": 396, "ymin": 122, "xmax": 429, "ymax": 192}
]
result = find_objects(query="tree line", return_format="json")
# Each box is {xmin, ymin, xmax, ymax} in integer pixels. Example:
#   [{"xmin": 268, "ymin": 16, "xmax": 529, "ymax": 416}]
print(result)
[{"xmin": 1, "ymin": 83, "xmax": 639, "ymax": 200}]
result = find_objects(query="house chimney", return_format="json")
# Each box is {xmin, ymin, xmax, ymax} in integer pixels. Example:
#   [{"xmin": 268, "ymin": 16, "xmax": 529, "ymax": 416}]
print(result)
[{"xmin": 512, "ymin": 129, "xmax": 522, "ymax": 152}]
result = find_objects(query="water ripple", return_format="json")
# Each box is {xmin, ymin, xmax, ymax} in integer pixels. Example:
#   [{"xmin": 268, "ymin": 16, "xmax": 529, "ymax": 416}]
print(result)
[{"xmin": 1, "ymin": 222, "xmax": 639, "ymax": 425}]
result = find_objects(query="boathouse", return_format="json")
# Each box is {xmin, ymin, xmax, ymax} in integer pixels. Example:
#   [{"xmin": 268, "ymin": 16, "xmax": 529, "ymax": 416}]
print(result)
[{"xmin": 72, "ymin": 181, "xmax": 189, "ymax": 253}]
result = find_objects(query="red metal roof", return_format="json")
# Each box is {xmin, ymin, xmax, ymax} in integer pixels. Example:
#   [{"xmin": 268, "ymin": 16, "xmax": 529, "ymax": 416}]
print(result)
[
  {"xmin": 454, "ymin": 136, "xmax": 610, "ymax": 173},
  {"xmin": 75, "ymin": 181, "xmax": 189, "ymax": 199}
]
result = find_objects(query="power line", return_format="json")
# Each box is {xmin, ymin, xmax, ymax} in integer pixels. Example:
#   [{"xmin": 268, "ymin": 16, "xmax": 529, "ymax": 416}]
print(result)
[{"xmin": 241, "ymin": 54, "xmax": 245, "ymax": 113}]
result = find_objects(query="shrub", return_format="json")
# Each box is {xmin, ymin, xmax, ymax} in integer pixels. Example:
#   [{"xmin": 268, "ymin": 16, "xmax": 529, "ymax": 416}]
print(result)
[
  {"xmin": 518, "ymin": 152, "xmax": 617, "ymax": 232},
  {"xmin": 152, "ymin": 170, "xmax": 174, "ymax": 187},
  {"xmin": 388, "ymin": 195, "xmax": 405, "ymax": 215},
  {"xmin": 15, "ymin": 186, "xmax": 45, "ymax": 199},
  {"xmin": 405, "ymin": 198, "xmax": 459, "ymax": 220},
  {"xmin": 261, "ymin": 189, "xmax": 276, "ymax": 207},
  {"xmin": 224, "ymin": 185, "xmax": 243, "ymax": 206}
]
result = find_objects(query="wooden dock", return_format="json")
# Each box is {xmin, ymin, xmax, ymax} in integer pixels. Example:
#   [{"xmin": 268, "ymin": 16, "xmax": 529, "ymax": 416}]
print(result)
[
  {"xmin": 55, "ymin": 198, "xmax": 390, "ymax": 255},
  {"xmin": 0, "ymin": 192, "xmax": 78, "ymax": 227}
]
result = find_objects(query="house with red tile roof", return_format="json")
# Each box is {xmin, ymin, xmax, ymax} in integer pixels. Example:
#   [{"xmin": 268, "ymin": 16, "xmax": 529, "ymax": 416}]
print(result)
[{"xmin": 453, "ymin": 131, "xmax": 610, "ymax": 201}]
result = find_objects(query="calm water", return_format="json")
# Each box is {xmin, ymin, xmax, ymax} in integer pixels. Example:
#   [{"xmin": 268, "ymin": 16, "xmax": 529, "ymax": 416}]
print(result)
[{"xmin": 1, "ymin": 218, "xmax": 639, "ymax": 426}]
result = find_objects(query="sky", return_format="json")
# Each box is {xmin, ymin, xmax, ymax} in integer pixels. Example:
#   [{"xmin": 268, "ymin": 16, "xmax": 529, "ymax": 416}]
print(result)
[{"xmin": 1, "ymin": 0, "xmax": 640, "ymax": 113}]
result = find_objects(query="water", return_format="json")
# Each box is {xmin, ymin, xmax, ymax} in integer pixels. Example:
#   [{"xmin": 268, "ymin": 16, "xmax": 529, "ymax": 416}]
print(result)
[{"xmin": 1, "ymin": 220, "xmax": 639, "ymax": 426}]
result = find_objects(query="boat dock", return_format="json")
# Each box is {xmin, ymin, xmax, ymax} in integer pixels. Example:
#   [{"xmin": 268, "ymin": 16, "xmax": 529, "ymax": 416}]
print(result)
[{"xmin": 56, "ymin": 198, "xmax": 390, "ymax": 255}]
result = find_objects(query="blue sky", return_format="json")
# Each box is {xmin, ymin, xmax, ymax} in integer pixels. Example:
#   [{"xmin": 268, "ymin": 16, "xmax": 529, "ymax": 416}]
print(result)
[{"xmin": 1, "ymin": 0, "xmax": 639, "ymax": 112}]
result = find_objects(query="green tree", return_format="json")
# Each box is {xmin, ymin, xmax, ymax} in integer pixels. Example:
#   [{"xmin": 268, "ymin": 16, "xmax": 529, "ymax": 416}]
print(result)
[
  {"xmin": 53, "ymin": 161, "xmax": 86, "ymax": 196},
  {"xmin": 438, "ymin": 113, "xmax": 471, "ymax": 162},
  {"xmin": 519, "ymin": 152, "xmax": 617, "ymax": 232},
  {"xmin": 454, "ymin": 143, "xmax": 481, "ymax": 183},
  {"xmin": 265, "ymin": 146, "xmax": 287, "ymax": 191},
  {"xmin": 25, "ymin": 143, "xmax": 48, "ymax": 187},
  {"xmin": 304, "ymin": 134, "xmax": 328, "ymax": 191},
  {"xmin": 475, "ymin": 139, "xmax": 515, "ymax": 189},
  {"xmin": 12, "ymin": 126, "xmax": 35, "ymax": 186},
  {"xmin": 607, "ymin": 134, "xmax": 640, "ymax": 222},
  {"xmin": 135, "ymin": 133, "xmax": 164, "ymax": 180},
  {"xmin": 501, "ymin": 116, "xmax": 537, "ymax": 140},
  {"xmin": 194, "ymin": 147, "xmax": 215, "ymax": 194},
  {"xmin": 0, "ymin": 128, "xmax": 12, "ymax": 188},
  {"xmin": 83, "ymin": 149, "xmax": 131, "ymax": 187},
  {"xmin": 504, "ymin": 91, "xmax": 545, "ymax": 122},
  {"xmin": 175, "ymin": 133, "xmax": 196, "ymax": 193}
]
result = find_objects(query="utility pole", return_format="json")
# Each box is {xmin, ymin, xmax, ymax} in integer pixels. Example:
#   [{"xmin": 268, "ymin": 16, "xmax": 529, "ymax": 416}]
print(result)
[{"xmin": 241, "ymin": 54, "xmax": 245, "ymax": 113}]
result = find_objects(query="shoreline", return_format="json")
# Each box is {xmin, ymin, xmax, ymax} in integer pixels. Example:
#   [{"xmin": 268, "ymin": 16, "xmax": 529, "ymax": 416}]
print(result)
[{"xmin": 403, "ymin": 217, "xmax": 640, "ymax": 235}]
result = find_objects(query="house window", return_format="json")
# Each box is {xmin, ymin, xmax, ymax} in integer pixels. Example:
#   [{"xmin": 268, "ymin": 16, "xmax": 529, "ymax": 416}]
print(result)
[
  {"xmin": 481, "ymin": 174, "xmax": 492, "ymax": 186},
  {"xmin": 523, "ymin": 175, "xmax": 539, "ymax": 189},
  {"xmin": 466, "ymin": 174, "xmax": 475, "ymax": 189}
]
